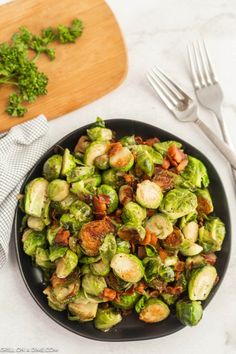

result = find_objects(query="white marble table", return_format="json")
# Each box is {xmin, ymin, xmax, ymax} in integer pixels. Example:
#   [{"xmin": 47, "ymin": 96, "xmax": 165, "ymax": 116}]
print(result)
[{"xmin": 0, "ymin": 0, "xmax": 236, "ymax": 353}]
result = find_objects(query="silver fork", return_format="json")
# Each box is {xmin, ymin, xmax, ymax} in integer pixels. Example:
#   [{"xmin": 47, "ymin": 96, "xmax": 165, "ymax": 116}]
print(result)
[
  {"xmin": 188, "ymin": 40, "xmax": 236, "ymax": 182},
  {"xmin": 146, "ymin": 67, "xmax": 236, "ymax": 170}
]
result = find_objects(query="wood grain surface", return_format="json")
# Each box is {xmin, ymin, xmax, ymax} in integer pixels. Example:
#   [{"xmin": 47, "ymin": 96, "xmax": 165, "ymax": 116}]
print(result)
[{"xmin": 0, "ymin": 0, "xmax": 127, "ymax": 131}]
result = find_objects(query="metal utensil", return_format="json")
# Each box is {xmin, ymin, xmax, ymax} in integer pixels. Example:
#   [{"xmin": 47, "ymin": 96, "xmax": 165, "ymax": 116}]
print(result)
[
  {"xmin": 187, "ymin": 40, "xmax": 236, "ymax": 182},
  {"xmin": 146, "ymin": 67, "xmax": 236, "ymax": 169}
]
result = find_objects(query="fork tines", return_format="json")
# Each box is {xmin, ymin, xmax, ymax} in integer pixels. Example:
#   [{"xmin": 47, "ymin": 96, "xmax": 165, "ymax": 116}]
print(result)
[{"xmin": 188, "ymin": 41, "xmax": 217, "ymax": 89}]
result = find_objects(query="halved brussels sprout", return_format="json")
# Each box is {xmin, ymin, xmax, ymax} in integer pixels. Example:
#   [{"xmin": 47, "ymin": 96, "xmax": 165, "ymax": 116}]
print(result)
[
  {"xmin": 180, "ymin": 240, "xmax": 203, "ymax": 256},
  {"xmin": 48, "ymin": 179, "xmax": 70, "ymax": 202},
  {"xmin": 49, "ymin": 245, "xmax": 68, "ymax": 262},
  {"xmin": 160, "ymin": 188, "xmax": 198, "ymax": 219},
  {"xmin": 163, "ymin": 255, "xmax": 178, "ymax": 267},
  {"xmin": 68, "ymin": 236, "xmax": 82, "ymax": 257},
  {"xmin": 66, "ymin": 166, "xmax": 95, "ymax": 183},
  {"xmin": 87, "ymin": 126, "xmax": 113, "ymax": 141},
  {"xmin": 61, "ymin": 148, "xmax": 76, "ymax": 176},
  {"xmin": 60, "ymin": 214, "xmax": 82, "ymax": 233},
  {"xmin": 188, "ymin": 265, "xmax": 217, "ymax": 300},
  {"xmin": 70, "ymin": 180, "xmax": 95, "ymax": 202},
  {"xmin": 109, "ymin": 146, "xmax": 134, "ymax": 172},
  {"xmin": 99, "ymin": 233, "xmax": 117, "ymax": 264},
  {"xmin": 181, "ymin": 156, "xmax": 209, "ymax": 188},
  {"xmin": 116, "ymin": 238, "xmax": 131, "ymax": 254},
  {"xmin": 47, "ymin": 226, "xmax": 61, "ymax": 245},
  {"xmin": 24, "ymin": 178, "xmax": 48, "ymax": 218},
  {"xmin": 90, "ymin": 260, "xmax": 110, "ymax": 276},
  {"xmin": 195, "ymin": 188, "xmax": 214, "ymax": 215},
  {"xmin": 136, "ymin": 150, "xmax": 154, "ymax": 177},
  {"xmin": 94, "ymin": 308, "xmax": 122, "ymax": 332},
  {"xmin": 119, "ymin": 135, "xmax": 136, "ymax": 146},
  {"xmin": 136, "ymin": 180, "xmax": 163, "ymax": 209},
  {"xmin": 69, "ymin": 200, "xmax": 93, "ymax": 222},
  {"xmin": 51, "ymin": 193, "xmax": 77, "ymax": 214},
  {"xmin": 145, "ymin": 213, "xmax": 173, "ymax": 240},
  {"xmin": 199, "ymin": 217, "xmax": 225, "ymax": 252},
  {"xmin": 106, "ymin": 272, "xmax": 132, "ymax": 292},
  {"xmin": 94, "ymin": 154, "xmax": 109, "ymax": 170},
  {"xmin": 84, "ymin": 141, "xmax": 110, "ymax": 166},
  {"xmin": 153, "ymin": 141, "xmax": 182, "ymax": 155},
  {"xmin": 84, "ymin": 174, "xmax": 102, "ymax": 188},
  {"xmin": 68, "ymin": 302, "xmax": 98, "ymax": 322},
  {"xmin": 185, "ymin": 255, "xmax": 207, "ymax": 270},
  {"xmin": 22, "ymin": 229, "xmax": 46, "ymax": 256},
  {"xmin": 56, "ymin": 250, "xmax": 78, "ymax": 278},
  {"xmin": 43, "ymin": 154, "xmax": 62, "ymax": 181},
  {"xmin": 121, "ymin": 201, "xmax": 146, "ymax": 224},
  {"xmin": 35, "ymin": 247, "xmax": 54, "ymax": 269},
  {"xmin": 182, "ymin": 221, "xmax": 199, "ymax": 243},
  {"xmin": 139, "ymin": 298, "xmax": 170, "ymax": 323},
  {"xmin": 161, "ymin": 293, "xmax": 178, "ymax": 305},
  {"xmin": 27, "ymin": 216, "xmax": 45, "ymax": 231},
  {"xmin": 143, "ymin": 257, "xmax": 174, "ymax": 283},
  {"xmin": 118, "ymin": 223, "xmax": 146, "ymax": 243},
  {"xmin": 111, "ymin": 253, "xmax": 144, "ymax": 283},
  {"xmin": 43, "ymin": 286, "xmax": 67, "ymax": 311},
  {"xmin": 82, "ymin": 273, "xmax": 107, "ymax": 296},
  {"xmin": 97, "ymin": 184, "xmax": 118, "ymax": 214},
  {"xmin": 176, "ymin": 299, "xmax": 203, "ymax": 326},
  {"xmin": 102, "ymin": 169, "xmax": 118, "ymax": 187},
  {"xmin": 113, "ymin": 292, "xmax": 140, "ymax": 310}
]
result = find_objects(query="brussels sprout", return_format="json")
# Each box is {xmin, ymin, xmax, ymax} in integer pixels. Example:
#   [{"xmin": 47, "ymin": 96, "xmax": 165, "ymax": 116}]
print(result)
[
  {"xmin": 182, "ymin": 221, "xmax": 199, "ymax": 242},
  {"xmin": 84, "ymin": 141, "xmax": 110, "ymax": 166},
  {"xmin": 106, "ymin": 272, "xmax": 132, "ymax": 292},
  {"xmin": 43, "ymin": 154, "xmax": 62, "ymax": 181},
  {"xmin": 27, "ymin": 216, "xmax": 45, "ymax": 231},
  {"xmin": 195, "ymin": 188, "xmax": 214, "ymax": 215},
  {"xmin": 82, "ymin": 273, "xmax": 107, "ymax": 296},
  {"xmin": 24, "ymin": 178, "xmax": 49, "ymax": 218},
  {"xmin": 56, "ymin": 250, "xmax": 78, "ymax": 278},
  {"xmin": 80, "ymin": 255, "xmax": 101, "ymax": 264},
  {"xmin": 113, "ymin": 292, "xmax": 140, "ymax": 310},
  {"xmin": 68, "ymin": 302, "xmax": 98, "ymax": 322},
  {"xmin": 185, "ymin": 255, "xmax": 207, "ymax": 271},
  {"xmin": 51, "ymin": 193, "xmax": 77, "ymax": 214},
  {"xmin": 95, "ymin": 154, "xmax": 110, "ymax": 170},
  {"xmin": 181, "ymin": 156, "xmax": 209, "ymax": 188},
  {"xmin": 163, "ymin": 255, "xmax": 178, "ymax": 267},
  {"xmin": 188, "ymin": 265, "xmax": 217, "ymax": 300},
  {"xmin": 139, "ymin": 298, "xmax": 170, "ymax": 323},
  {"xmin": 162, "ymin": 227, "xmax": 184, "ymax": 251},
  {"xmin": 60, "ymin": 214, "xmax": 82, "ymax": 232},
  {"xmin": 102, "ymin": 169, "xmax": 117, "ymax": 187},
  {"xmin": 109, "ymin": 146, "xmax": 134, "ymax": 172},
  {"xmin": 145, "ymin": 245, "xmax": 157, "ymax": 257},
  {"xmin": 176, "ymin": 299, "xmax": 203, "ymax": 326},
  {"xmin": 68, "ymin": 236, "xmax": 82, "ymax": 257},
  {"xmin": 87, "ymin": 126, "xmax": 113, "ymax": 141},
  {"xmin": 161, "ymin": 293, "xmax": 178, "ymax": 305},
  {"xmin": 111, "ymin": 253, "xmax": 144, "ymax": 283},
  {"xmin": 131, "ymin": 145, "xmax": 163, "ymax": 164},
  {"xmin": 97, "ymin": 185, "xmax": 118, "ymax": 214},
  {"xmin": 94, "ymin": 308, "xmax": 122, "ymax": 332},
  {"xmin": 119, "ymin": 135, "xmax": 136, "ymax": 146},
  {"xmin": 48, "ymin": 179, "xmax": 70, "ymax": 202},
  {"xmin": 47, "ymin": 226, "xmax": 61, "ymax": 245},
  {"xmin": 143, "ymin": 257, "xmax": 174, "ymax": 283},
  {"xmin": 153, "ymin": 141, "xmax": 182, "ymax": 155},
  {"xmin": 90, "ymin": 260, "xmax": 110, "ymax": 276},
  {"xmin": 136, "ymin": 150, "xmax": 154, "ymax": 177},
  {"xmin": 70, "ymin": 180, "xmax": 94, "ymax": 201},
  {"xmin": 116, "ymin": 238, "xmax": 131, "ymax": 254},
  {"xmin": 66, "ymin": 166, "xmax": 95, "ymax": 183},
  {"xmin": 84, "ymin": 174, "xmax": 102, "ymax": 188},
  {"xmin": 117, "ymin": 223, "xmax": 146, "ymax": 242},
  {"xmin": 61, "ymin": 148, "xmax": 76, "ymax": 176},
  {"xmin": 42, "ymin": 199, "xmax": 51, "ymax": 226},
  {"xmin": 69, "ymin": 200, "xmax": 93, "ymax": 222},
  {"xmin": 145, "ymin": 214, "xmax": 173, "ymax": 240},
  {"xmin": 136, "ymin": 180, "xmax": 163, "ymax": 209},
  {"xmin": 179, "ymin": 211, "xmax": 197, "ymax": 229},
  {"xmin": 121, "ymin": 201, "xmax": 146, "ymax": 224},
  {"xmin": 35, "ymin": 247, "xmax": 54, "ymax": 269},
  {"xmin": 157, "ymin": 264, "xmax": 175, "ymax": 282},
  {"xmin": 160, "ymin": 188, "xmax": 198, "ymax": 219},
  {"xmin": 43, "ymin": 286, "xmax": 67, "ymax": 311},
  {"xmin": 99, "ymin": 233, "xmax": 117, "ymax": 264},
  {"xmin": 73, "ymin": 151, "xmax": 85, "ymax": 164},
  {"xmin": 199, "ymin": 217, "xmax": 225, "ymax": 252},
  {"xmin": 49, "ymin": 245, "xmax": 68, "ymax": 262},
  {"xmin": 22, "ymin": 229, "xmax": 46, "ymax": 256},
  {"xmin": 180, "ymin": 240, "xmax": 203, "ymax": 256}
]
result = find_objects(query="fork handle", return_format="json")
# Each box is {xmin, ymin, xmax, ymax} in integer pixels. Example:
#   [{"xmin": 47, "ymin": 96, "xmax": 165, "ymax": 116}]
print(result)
[{"xmin": 195, "ymin": 118, "xmax": 236, "ymax": 169}]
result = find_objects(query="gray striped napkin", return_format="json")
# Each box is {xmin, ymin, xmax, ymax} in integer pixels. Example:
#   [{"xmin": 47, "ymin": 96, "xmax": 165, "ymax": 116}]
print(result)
[{"xmin": 0, "ymin": 115, "xmax": 49, "ymax": 268}]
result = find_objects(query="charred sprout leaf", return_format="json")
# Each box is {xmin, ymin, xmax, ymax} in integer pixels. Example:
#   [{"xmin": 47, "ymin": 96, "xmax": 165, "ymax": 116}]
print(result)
[
  {"xmin": 176, "ymin": 299, "xmax": 203, "ymax": 326},
  {"xmin": 135, "ymin": 294, "xmax": 149, "ymax": 313},
  {"xmin": 195, "ymin": 188, "xmax": 214, "ymax": 215},
  {"xmin": 94, "ymin": 307, "xmax": 122, "ymax": 332},
  {"xmin": 118, "ymin": 223, "xmax": 146, "ymax": 243}
]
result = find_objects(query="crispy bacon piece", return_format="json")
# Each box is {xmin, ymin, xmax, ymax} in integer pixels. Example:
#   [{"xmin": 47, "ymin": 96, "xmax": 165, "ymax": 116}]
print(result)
[
  {"xmin": 153, "ymin": 167, "xmax": 175, "ymax": 192},
  {"xmin": 176, "ymin": 158, "xmax": 188, "ymax": 172},
  {"xmin": 146, "ymin": 209, "xmax": 156, "ymax": 217},
  {"xmin": 168, "ymin": 144, "xmax": 187, "ymax": 164},
  {"xmin": 124, "ymin": 173, "xmax": 135, "ymax": 185},
  {"xmin": 143, "ymin": 137, "xmax": 160, "ymax": 146},
  {"xmin": 137, "ymin": 245, "xmax": 147, "ymax": 259},
  {"xmin": 135, "ymin": 136, "xmax": 143, "ymax": 144},
  {"xmin": 102, "ymin": 288, "xmax": 117, "ymax": 301},
  {"xmin": 119, "ymin": 185, "xmax": 133, "ymax": 205},
  {"xmin": 140, "ymin": 230, "xmax": 152, "ymax": 245},
  {"xmin": 93, "ymin": 194, "xmax": 110, "ymax": 219},
  {"xmin": 197, "ymin": 196, "xmax": 212, "ymax": 215},
  {"xmin": 202, "ymin": 253, "xmax": 217, "ymax": 265},
  {"xmin": 162, "ymin": 157, "xmax": 171, "ymax": 170},
  {"xmin": 136, "ymin": 281, "xmax": 147, "ymax": 294},
  {"xmin": 122, "ymin": 285, "xmax": 135, "ymax": 296},
  {"xmin": 159, "ymin": 248, "xmax": 168, "ymax": 261},
  {"xmin": 163, "ymin": 227, "xmax": 183, "ymax": 249},
  {"xmin": 166, "ymin": 285, "xmax": 184, "ymax": 295},
  {"xmin": 174, "ymin": 261, "xmax": 185, "ymax": 272},
  {"xmin": 74, "ymin": 135, "xmax": 90, "ymax": 153},
  {"xmin": 149, "ymin": 290, "xmax": 160, "ymax": 298},
  {"xmin": 54, "ymin": 229, "xmax": 70, "ymax": 246}
]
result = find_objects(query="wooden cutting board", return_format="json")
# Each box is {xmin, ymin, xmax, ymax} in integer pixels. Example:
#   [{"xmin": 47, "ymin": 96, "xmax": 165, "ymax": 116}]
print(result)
[{"xmin": 0, "ymin": 0, "xmax": 127, "ymax": 132}]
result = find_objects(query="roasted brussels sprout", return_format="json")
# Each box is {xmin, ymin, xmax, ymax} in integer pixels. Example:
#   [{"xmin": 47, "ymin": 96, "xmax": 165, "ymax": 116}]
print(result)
[
  {"xmin": 70, "ymin": 180, "xmax": 94, "ymax": 201},
  {"xmin": 199, "ymin": 217, "xmax": 225, "ymax": 252},
  {"xmin": 61, "ymin": 148, "xmax": 76, "ymax": 176},
  {"xmin": 22, "ymin": 229, "xmax": 46, "ymax": 256},
  {"xmin": 48, "ymin": 179, "xmax": 70, "ymax": 202},
  {"xmin": 111, "ymin": 253, "xmax": 144, "ymax": 283},
  {"xmin": 153, "ymin": 140, "xmax": 182, "ymax": 155},
  {"xmin": 109, "ymin": 146, "xmax": 134, "ymax": 172},
  {"xmin": 102, "ymin": 169, "xmax": 118, "ymax": 187},
  {"xmin": 161, "ymin": 293, "xmax": 178, "ymax": 305},
  {"xmin": 195, "ymin": 188, "xmax": 214, "ymax": 215},
  {"xmin": 24, "ymin": 178, "xmax": 48, "ymax": 218},
  {"xmin": 136, "ymin": 180, "xmax": 163, "ymax": 209},
  {"xmin": 27, "ymin": 216, "xmax": 45, "ymax": 231},
  {"xmin": 143, "ymin": 256, "xmax": 174, "ymax": 283},
  {"xmin": 116, "ymin": 238, "xmax": 131, "ymax": 254},
  {"xmin": 43, "ymin": 286, "xmax": 67, "ymax": 311},
  {"xmin": 68, "ymin": 302, "xmax": 98, "ymax": 322},
  {"xmin": 136, "ymin": 150, "xmax": 154, "ymax": 177},
  {"xmin": 60, "ymin": 214, "xmax": 82, "ymax": 233},
  {"xmin": 43, "ymin": 154, "xmax": 62, "ymax": 181},
  {"xmin": 181, "ymin": 221, "xmax": 199, "ymax": 243},
  {"xmin": 49, "ymin": 245, "xmax": 68, "ymax": 262},
  {"xmin": 145, "ymin": 213, "xmax": 173, "ymax": 240},
  {"xmin": 66, "ymin": 166, "xmax": 95, "ymax": 183},
  {"xmin": 118, "ymin": 223, "xmax": 146, "ymax": 242},
  {"xmin": 113, "ymin": 292, "xmax": 140, "ymax": 310},
  {"xmin": 90, "ymin": 260, "xmax": 110, "ymax": 276},
  {"xmin": 99, "ymin": 233, "xmax": 117, "ymax": 264},
  {"xmin": 84, "ymin": 141, "xmax": 110, "ymax": 166},
  {"xmin": 35, "ymin": 247, "xmax": 54, "ymax": 269},
  {"xmin": 87, "ymin": 126, "xmax": 113, "ymax": 141},
  {"xmin": 138, "ymin": 298, "xmax": 170, "ymax": 323},
  {"xmin": 84, "ymin": 174, "xmax": 102, "ymax": 188},
  {"xmin": 176, "ymin": 299, "xmax": 203, "ymax": 326},
  {"xmin": 82, "ymin": 273, "xmax": 107, "ymax": 296},
  {"xmin": 160, "ymin": 188, "xmax": 198, "ymax": 219},
  {"xmin": 120, "ymin": 135, "xmax": 136, "ymax": 146},
  {"xmin": 121, "ymin": 201, "xmax": 146, "ymax": 224},
  {"xmin": 181, "ymin": 156, "xmax": 209, "ymax": 188},
  {"xmin": 97, "ymin": 184, "xmax": 118, "ymax": 214},
  {"xmin": 188, "ymin": 265, "xmax": 217, "ymax": 300},
  {"xmin": 180, "ymin": 240, "xmax": 203, "ymax": 256},
  {"xmin": 51, "ymin": 193, "xmax": 77, "ymax": 214},
  {"xmin": 118, "ymin": 184, "xmax": 133, "ymax": 205},
  {"xmin": 56, "ymin": 250, "xmax": 78, "ymax": 278},
  {"xmin": 69, "ymin": 200, "xmax": 93, "ymax": 222},
  {"xmin": 46, "ymin": 226, "xmax": 61, "ymax": 245},
  {"xmin": 94, "ymin": 154, "xmax": 110, "ymax": 170},
  {"xmin": 94, "ymin": 307, "xmax": 122, "ymax": 332}
]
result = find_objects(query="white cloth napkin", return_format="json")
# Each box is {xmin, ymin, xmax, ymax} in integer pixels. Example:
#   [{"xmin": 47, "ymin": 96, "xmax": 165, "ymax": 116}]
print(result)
[{"xmin": 0, "ymin": 115, "xmax": 49, "ymax": 268}]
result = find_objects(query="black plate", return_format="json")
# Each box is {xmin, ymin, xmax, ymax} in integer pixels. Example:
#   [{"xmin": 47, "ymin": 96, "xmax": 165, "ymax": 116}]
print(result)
[{"xmin": 14, "ymin": 119, "xmax": 231, "ymax": 341}]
